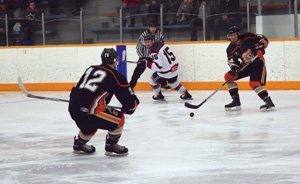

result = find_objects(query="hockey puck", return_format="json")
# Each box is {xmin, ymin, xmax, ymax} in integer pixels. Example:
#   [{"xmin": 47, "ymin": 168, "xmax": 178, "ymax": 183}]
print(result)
[{"xmin": 190, "ymin": 112, "xmax": 194, "ymax": 117}]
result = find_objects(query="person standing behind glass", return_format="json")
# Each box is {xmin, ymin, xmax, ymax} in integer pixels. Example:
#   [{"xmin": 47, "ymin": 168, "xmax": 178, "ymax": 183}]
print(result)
[
  {"xmin": 190, "ymin": 0, "xmax": 218, "ymax": 41},
  {"xmin": 213, "ymin": 0, "xmax": 241, "ymax": 40}
]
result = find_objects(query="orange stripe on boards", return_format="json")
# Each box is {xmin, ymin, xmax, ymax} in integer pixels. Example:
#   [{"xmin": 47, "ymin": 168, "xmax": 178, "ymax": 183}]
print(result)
[
  {"xmin": 1, "ymin": 81, "xmax": 300, "ymax": 91},
  {"xmin": 0, "ymin": 83, "xmax": 76, "ymax": 91}
]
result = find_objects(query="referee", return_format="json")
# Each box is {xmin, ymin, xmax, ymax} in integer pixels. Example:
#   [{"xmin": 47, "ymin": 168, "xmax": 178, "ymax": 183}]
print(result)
[{"xmin": 130, "ymin": 22, "xmax": 170, "ymax": 90}]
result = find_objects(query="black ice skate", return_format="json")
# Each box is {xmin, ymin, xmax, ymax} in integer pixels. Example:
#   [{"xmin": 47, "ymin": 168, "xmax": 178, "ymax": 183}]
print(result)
[
  {"xmin": 225, "ymin": 94, "xmax": 241, "ymax": 111},
  {"xmin": 180, "ymin": 90, "xmax": 193, "ymax": 100},
  {"xmin": 105, "ymin": 143, "xmax": 128, "ymax": 156},
  {"xmin": 152, "ymin": 91, "xmax": 165, "ymax": 100},
  {"xmin": 161, "ymin": 84, "xmax": 171, "ymax": 92},
  {"xmin": 73, "ymin": 136, "xmax": 96, "ymax": 154},
  {"xmin": 260, "ymin": 96, "xmax": 275, "ymax": 111}
]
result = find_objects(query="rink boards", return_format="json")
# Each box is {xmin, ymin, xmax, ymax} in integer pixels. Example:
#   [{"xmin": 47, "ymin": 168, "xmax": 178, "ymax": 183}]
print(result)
[{"xmin": 0, "ymin": 39, "xmax": 300, "ymax": 91}]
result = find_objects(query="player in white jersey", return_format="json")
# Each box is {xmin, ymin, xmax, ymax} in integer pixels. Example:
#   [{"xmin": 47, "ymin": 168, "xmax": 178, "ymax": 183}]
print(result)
[{"xmin": 140, "ymin": 34, "xmax": 192, "ymax": 100}]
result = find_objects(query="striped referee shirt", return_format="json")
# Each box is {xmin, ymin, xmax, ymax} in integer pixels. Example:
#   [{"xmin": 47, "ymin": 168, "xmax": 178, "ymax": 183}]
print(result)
[{"xmin": 136, "ymin": 29, "xmax": 164, "ymax": 58}]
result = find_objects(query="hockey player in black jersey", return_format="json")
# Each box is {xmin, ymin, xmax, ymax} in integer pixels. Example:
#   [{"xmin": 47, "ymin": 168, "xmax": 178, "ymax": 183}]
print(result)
[
  {"xmin": 130, "ymin": 21, "xmax": 171, "ymax": 91},
  {"xmin": 69, "ymin": 48, "xmax": 139, "ymax": 156},
  {"xmin": 224, "ymin": 26, "xmax": 275, "ymax": 111}
]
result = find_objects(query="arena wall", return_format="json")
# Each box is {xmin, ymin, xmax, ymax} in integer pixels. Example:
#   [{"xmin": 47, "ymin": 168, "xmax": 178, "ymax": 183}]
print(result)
[{"xmin": 0, "ymin": 39, "xmax": 300, "ymax": 91}]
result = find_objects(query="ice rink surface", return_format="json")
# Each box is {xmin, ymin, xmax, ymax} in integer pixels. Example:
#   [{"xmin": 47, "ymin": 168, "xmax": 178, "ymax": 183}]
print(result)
[{"xmin": 1, "ymin": 90, "xmax": 300, "ymax": 184}]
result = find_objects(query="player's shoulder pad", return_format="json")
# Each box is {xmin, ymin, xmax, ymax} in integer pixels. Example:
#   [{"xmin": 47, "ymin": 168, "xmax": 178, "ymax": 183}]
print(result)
[
  {"xmin": 150, "ymin": 42, "xmax": 164, "ymax": 54},
  {"xmin": 96, "ymin": 65, "xmax": 129, "ymax": 87},
  {"xmin": 240, "ymin": 32, "xmax": 256, "ymax": 42}
]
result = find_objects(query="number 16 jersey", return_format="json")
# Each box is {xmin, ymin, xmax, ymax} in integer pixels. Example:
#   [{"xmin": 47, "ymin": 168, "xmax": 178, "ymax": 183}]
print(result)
[{"xmin": 149, "ymin": 42, "xmax": 179, "ymax": 79}]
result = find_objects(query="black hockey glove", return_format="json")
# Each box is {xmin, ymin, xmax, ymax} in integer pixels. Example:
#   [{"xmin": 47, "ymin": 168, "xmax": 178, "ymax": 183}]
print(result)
[
  {"xmin": 229, "ymin": 66, "xmax": 239, "ymax": 76},
  {"xmin": 121, "ymin": 95, "xmax": 140, "ymax": 115},
  {"xmin": 138, "ymin": 57, "xmax": 153, "ymax": 69}
]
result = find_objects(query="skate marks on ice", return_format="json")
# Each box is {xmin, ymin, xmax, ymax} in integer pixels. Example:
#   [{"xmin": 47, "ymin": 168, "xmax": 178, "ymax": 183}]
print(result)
[{"xmin": 1, "ymin": 91, "xmax": 300, "ymax": 183}]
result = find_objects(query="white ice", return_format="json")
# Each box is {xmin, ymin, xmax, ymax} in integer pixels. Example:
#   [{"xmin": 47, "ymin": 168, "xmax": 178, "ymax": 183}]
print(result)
[{"xmin": 1, "ymin": 90, "xmax": 300, "ymax": 184}]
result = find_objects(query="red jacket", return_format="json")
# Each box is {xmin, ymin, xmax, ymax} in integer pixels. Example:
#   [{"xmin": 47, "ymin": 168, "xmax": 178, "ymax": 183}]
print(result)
[{"xmin": 124, "ymin": 0, "xmax": 141, "ymax": 5}]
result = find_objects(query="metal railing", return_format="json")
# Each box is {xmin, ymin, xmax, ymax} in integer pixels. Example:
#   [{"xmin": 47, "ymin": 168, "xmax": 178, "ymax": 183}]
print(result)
[{"xmin": 1, "ymin": 1, "xmax": 299, "ymax": 46}]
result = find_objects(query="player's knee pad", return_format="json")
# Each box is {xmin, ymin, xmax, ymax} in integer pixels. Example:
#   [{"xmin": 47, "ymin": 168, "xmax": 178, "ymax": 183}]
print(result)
[
  {"xmin": 224, "ymin": 72, "xmax": 235, "ymax": 82},
  {"xmin": 149, "ymin": 76, "xmax": 158, "ymax": 86},
  {"xmin": 249, "ymin": 81, "xmax": 261, "ymax": 90},
  {"xmin": 168, "ymin": 80, "xmax": 180, "ymax": 89}
]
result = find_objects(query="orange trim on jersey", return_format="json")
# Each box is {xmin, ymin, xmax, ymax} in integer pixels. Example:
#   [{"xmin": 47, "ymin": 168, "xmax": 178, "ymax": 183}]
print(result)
[
  {"xmin": 241, "ymin": 35, "xmax": 257, "ymax": 45},
  {"xmin": 89, "ymin": 91, "xmax": 109, "ymax": 115},
  {"xmin": 261, "ymin": 65, "xmax": 266, "ymax": 84},
  {"xmin": 94, "ymin": 66, "xmax": 129, "ymax": 88},
  {"xmin": 230, "ymin": 46, "xmax": 239, "ymax": 56}
]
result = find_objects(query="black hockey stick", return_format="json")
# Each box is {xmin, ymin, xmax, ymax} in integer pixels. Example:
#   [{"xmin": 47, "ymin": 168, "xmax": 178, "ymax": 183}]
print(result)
[
  {"xmin": 17, "ymin": 77, "xmax": 121, "ymax": 109},
  {"xmin": 185, "ymin": 55, "xmax": 258, "ymax": 109}
]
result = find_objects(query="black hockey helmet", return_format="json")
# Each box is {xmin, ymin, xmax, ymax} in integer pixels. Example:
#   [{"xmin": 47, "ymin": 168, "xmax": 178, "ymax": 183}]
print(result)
[
  {"xmin": 143, "ymin": 34, "xmax": 155, "ymax": 42},
  {"xmin": 101, "ymin": 48, "xmax": 119, "ymax": 65},
  {"xmin": 227, "ymin": 26, "xmax": 240, "ymax": 37}
]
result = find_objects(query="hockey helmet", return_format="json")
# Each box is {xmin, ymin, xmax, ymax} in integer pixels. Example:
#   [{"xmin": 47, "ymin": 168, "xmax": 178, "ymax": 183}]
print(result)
[
  {"xmin": 143, "ymin": 34, "xmax": 155, "ymax": 42},
  {"xmin": 101, "ymin": 48, "xmax": 119, "ymax": 65},
  {"xmin": 227, "ymin": 26, "xmax": 240, "ymax": 38}
]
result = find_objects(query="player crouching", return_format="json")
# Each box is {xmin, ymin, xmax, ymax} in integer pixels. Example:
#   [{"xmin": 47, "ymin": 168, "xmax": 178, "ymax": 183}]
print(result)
[
  {"xmin": 224, "ymin": 26, "xmax": 275, "ymax": 112},
  {"xmin": 69, "ymin": 48, "xmax": 139, "ymax": 156}
]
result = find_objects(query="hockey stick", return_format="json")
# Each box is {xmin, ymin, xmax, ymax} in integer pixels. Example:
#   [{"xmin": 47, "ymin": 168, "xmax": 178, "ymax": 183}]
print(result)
[
  {"xmin": 121, "ymin": 50, "xmax": 141, "ymax": 64},
  {"xmin": 185, "ymin": 55, "xmax": 258, "ymax": 109},
  {"xmin": 17, "ymin": 77, "xmax": 121, "ymax": 109}
]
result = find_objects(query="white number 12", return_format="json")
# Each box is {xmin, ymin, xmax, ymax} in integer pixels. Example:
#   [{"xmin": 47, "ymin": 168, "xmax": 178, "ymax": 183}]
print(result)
[{"xmin": 79, "ymin": 67, "xmax": 107, "ymax": 92}]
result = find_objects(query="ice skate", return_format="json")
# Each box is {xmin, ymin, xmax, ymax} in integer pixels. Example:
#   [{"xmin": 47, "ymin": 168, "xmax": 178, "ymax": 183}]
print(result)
[
  {"xmin": 180, "ymin": 90, "xmax": 193, "ymax": 100},
  {"xmin": 152, "ymin": 91, "xmax": 165, "ymax": 100},
  {"xmin": 260, "ymin": 96, "xmax": 275, "ymax": 111},
  {"xmin": 105, "ymin": 143, "xmax": 128, "ymax": 156},
  {"xmin": 161, "ymin": 84, "xmax": 171, "ymax": 92},
  {"xmin": 73, "ymin": 136, "xmax": 96, "ymax": 154},
  {"xmin": 225, "ymin": 94, "xmax": 241, "ymax": 111}
]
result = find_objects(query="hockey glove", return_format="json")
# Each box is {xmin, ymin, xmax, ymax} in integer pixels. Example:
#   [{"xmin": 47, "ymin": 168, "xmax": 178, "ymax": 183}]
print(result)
[
  {"xmin": 121, "ymin": 95, "xmax": 140, "ymax": 115},
  {"xmin": 229, "ymin": 66, "xmax": 239, "ymax": 77}
]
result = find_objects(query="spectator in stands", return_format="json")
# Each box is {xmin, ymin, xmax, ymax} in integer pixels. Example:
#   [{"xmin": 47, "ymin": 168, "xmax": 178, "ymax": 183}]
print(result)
[
  {"xmin": 213, "ymin": 0, "xmax": 241, "ymax": 40},
  {"xmin": 20, "ymin": 1, "xmax": 41, "ymax": 45},
  {"xmin": 148, "ymin": 0, "xmax": 160, "ymax": 25},
  {"xmin": 176, "ymin": 0, "xmax": 196, "ymax": 25},
  {"xmin": 190, "ymin": 0, "xmax": 218, "ymax": 41},
  {"xmin": 164, "ymin": 0, "xmax": 181, "ymax": 25},
  {"xmin": 0, "ymin": 2, "xmax": 7, "ymax": 46},
  {"xmin": 122, "ymin": 0, "xmax": 141, "ymax": 27},
  {"xmin": 0, "ymin": 2, "xmax": 13, "ymax": 46},
  {"xmin": 137, "ymin": 0, "xmax": 161, "ymax": 26},
  {"xmin": 139, "ymin": 0, "xmax": 149, "ymax": 26}
]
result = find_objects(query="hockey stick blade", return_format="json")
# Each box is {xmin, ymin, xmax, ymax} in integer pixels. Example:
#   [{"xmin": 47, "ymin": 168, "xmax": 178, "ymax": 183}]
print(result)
[
  {"xmin": 17, "ymin": 77, "xmax": 122, "ymax": 109},
  {"xmin": 18, "ymin": 76, "xmax": 69, "ymax": 102},
  {"xmin": 184, "ymin": 100, "xmax": 206, "ymax": 109}
]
